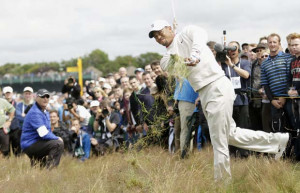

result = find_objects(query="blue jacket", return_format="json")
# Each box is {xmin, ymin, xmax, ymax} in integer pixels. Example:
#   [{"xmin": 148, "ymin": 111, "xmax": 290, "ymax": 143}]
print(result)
[
  {"xmin": 75, "ymin": 130, "xmax": 91, "ymax": 160},
  {"xmin": 21, "ymin": 102, "xmax": 58, "ymax": 150},
  {"xmin": 174, "ymin": 79, "xmax": 198, "ymax": 103}
]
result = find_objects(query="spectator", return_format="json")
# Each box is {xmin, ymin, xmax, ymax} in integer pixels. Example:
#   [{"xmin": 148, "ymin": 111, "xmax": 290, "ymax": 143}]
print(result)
[
  {"xmin": 0, "ymin": 97, "xmax": 15, "ymax": 157},
  {"xmin": 287, "ymin": 33, "xmax": 300, "ymax": 160},
  {"xmin": 121, "ymin": 88, "xmax": 132, "ymax": 135},
  {"xmin": 259, "ymin": 50, "xmax": 272, "ymax": 132},
  {"xmin": 107, "ymin": 76, "xmax": 117, "ymax": 88},
  {"xmin": 128, "ymin": 77, "xmax": 142, "ymax": 137},
  {"xmin": 92, "ymin": 86, "xmax": 107, "ymax": 101},
  {"xmin": 119, "ymin": 67, "xmax": 127, "ymax": 78},
  {"xmin": 242, "ymin": 43, "xmax": 249, "ymax": 53},
  {"xmin": 223, "ymin": 41, "xmax": 251, "ymax": 127},
  {"xmin": 62, "ymin": 76, "xmax": 81, "ymax": 100},
  {"xmin": 150, "ymin": 71, "xmax": 157, "ymax": 81},
  {"xmin": 63, "ymin": 98, "xmax": 91, "ymax": 133},
  {"xmin": 91, "ymin": 99, "xmax": 122, "ymax": 155},
  {"xmin": 144, "ymin": 64, "xmax": 152, "ymax": 72},
  {"xmin": 21, "ymin": 89, "xmax": 64, "ymax": 169},
  {"xmin": 261, "ymin": 33, "xmax": 295, "ymax": 132},
  {"xmin": 137, "ymin": 72, "xmax": 155, "ymax": 128},
  {"xmin": 102, "ymin": 83, "xmax": 112, "ymax": 95},
  {"xmin": 259, "ymin": 36, "xmax": 268, "ymax": 44},
  {"xmin": 98, "ymin": 77, "xmax": 106, "ymax": 88},
  {"xmin": 70, "ymin": 118, "xmax": 91, "ymax": 160},
  {"xmin": 115, "ymin": 67, "xmax": 127, "ymax": 85},
  {"xmin": 120, "ymin": 76, "xmax": 131, "ymax": 89},
  {"xmin": 248, "ymin": 43, "xmax": 258, "ymax": 62},
  {"xmin": 50, "ymin": 110, "xmax": 72, "ymax": 153},
  {"xmin": 114, "ymin": 72, "xmax": 121, "ymax": 84},
  {"xmin": 135, "ymin": 68, "xmax": 145, "ymax": 87},
  {"xmin": 286, "ymin": 33, "xmax": 298, "ymax": 56},
  {"xmin": 3, "ymin": 86, "xmax": 20, "ymax": 156},
  {"xmin": 87, "ymin": 100, "xmax": 100, "ymax": 136},
  {"xmin": 249, "ymin": 43, "xmax": 268, "ymax": 131},
  {"xmin": 222, "ymin": 41, "xmax": 251, "ymax": 158},
  {"xmin": 113, "ymin": 85, "xmax": 124, "ymax": 105}
]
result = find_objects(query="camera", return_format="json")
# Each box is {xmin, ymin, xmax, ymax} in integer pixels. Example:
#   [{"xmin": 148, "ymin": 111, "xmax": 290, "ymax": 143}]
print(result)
[
  {"xmin": 214, "ymin": 43, "xmax": 237, "ymax": 63},
  {"xmin": 65, "ymin": 97, "xmax": 75, "ymax": 111},
  {"xmin": 67, "ymin": 103, "xmax": 73, "ymax": 110},
  {"xmin": 69, "ymin": 130, "xmax": 78, "ymax": 142},
  {"xmin": 102, "ymin": 108, "xmax": 109, "ymax": 117},
  {"xmin": 68, "ymin": 77, "xmax": 74, "ymax": 84}
]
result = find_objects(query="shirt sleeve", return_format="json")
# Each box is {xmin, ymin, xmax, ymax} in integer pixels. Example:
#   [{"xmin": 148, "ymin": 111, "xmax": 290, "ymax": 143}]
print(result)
[
  {"xmin": 110, "ymin": 113, "xmax": 120, "ymax": 125},
  {"xmin": 29, "ymin": 113, "xmax": 58, "ymax": 140},
  {"xmin": 4, "ymin": 100, "xmax": 15, "ymax": 114},
  {"xmin": 184, "ymin": 25, "xmax": 208, "ymax": 61},
  {"xmin": 241, "ymin": 60, "xmax": 251, "ymax": 79},
  {"xmin": 160, "ymin": 54, "xmax": 171, "ymax": 71}
]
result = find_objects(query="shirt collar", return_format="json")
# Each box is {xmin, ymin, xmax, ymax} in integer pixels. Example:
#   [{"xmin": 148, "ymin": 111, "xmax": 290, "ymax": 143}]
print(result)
[{"xmin": 35, "ymin": 102, "xmax": 47, "ymax": 113}]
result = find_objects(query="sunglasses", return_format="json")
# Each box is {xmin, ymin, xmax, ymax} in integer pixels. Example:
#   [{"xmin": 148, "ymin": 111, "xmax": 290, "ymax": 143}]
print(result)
[
  {"xmin": 261, "ymin": 55, "xmax": 269, "ymax": 58},
  {"xmin": 40, "ymin": 95, "xmax": 50, "ymax": 99}
]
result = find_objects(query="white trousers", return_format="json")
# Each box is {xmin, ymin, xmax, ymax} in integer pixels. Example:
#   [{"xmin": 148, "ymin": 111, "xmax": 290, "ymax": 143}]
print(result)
[{"xmin": 198, "ymin": 76, "xmax": 289, "ymax": 181}]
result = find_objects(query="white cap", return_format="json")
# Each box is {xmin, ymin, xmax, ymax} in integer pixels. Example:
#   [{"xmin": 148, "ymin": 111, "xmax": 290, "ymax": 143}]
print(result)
[
  {"xmin": 102, "ymin": 83, "xmax": 112, "ymax": 90},
  {"xmin": 3, "ymin": 86, "xmax": 13, "ymax": 93},
  {"xmin": 90, "ymin": 100, "xmax": 100, "ymax": 107},
  {"xmin": 98, "ymin": 77, "xmax": 106, "ymax": 82},
  {"xmin": 23, "ymin": 86, "xmax": 33, "ymax": 93},
  {"xmin": 149, "ymin": 20, "xmax": 171, "ymax": 38}
]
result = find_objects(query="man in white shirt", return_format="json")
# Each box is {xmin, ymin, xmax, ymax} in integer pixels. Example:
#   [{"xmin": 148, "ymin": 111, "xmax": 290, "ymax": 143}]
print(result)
[{"xmin": 149, "ymin": 20, "xmax": 290, "ymax": 182}]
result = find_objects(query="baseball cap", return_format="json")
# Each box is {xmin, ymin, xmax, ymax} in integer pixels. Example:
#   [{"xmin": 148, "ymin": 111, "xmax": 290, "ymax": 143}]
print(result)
[
  {"xmin": 252, "ymin": 43, "xmax": 268, "ymax": 53},
  {"xmin": 3, "ymin": 86, "xmax": 13, "ymax": 93},
  {"xmin": 23, "ymin": 86, "xmax": 33, "ymax": 93},
  {"xmin": 98, "ymin": 77, "xmax": 106, "ymax": 82},
  {"xmin": 149, "ymin": 20, "xmax": 171, "ymax": 38},
  {"xmin": 134, "ymin": 68, "xmax": 145, "ymax": 74},
  {"xmin": 90, "ymin": 100, "xmax": 100, "ymax": 107},
  {"xmin": 36, "ymin": 89, "xmax": 50, "ymax": 97},
  {"xmin": 106, "ymin": 73, "xmax": 113, "ymax": 78}
]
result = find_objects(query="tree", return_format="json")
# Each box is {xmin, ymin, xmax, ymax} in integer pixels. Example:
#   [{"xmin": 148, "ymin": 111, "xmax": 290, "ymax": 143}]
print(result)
[
  {"xmin": 82, "ymin": 49, "xmax": 109, "ymax": 70},
  {"xmin": 113, "ymin": 55, "xmax": 138, "ymax": 68},
  {"xmin": 0, "ymin": 63, "xmax": 21, "ymax": 75},
  {"xmin": 136, "ymin": 52, "xmax": 162, "ymax": 68}
]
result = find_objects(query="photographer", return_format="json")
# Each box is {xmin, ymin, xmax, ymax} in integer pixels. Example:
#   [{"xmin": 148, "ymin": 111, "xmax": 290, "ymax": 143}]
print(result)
[
  {"xmin": 70, "ymin": 118, "xmax": 91, "ymax": 161},
  {"xmin": 63, "ymin": 98, "xmax": 91, "ymax": 134},
  {"xmin": 91, "ymin": 99, "xmax": 122, "ymax": 156},
  {"xmin": 62, "ymin": 76, "xmax": 81, "ymax": 100}
]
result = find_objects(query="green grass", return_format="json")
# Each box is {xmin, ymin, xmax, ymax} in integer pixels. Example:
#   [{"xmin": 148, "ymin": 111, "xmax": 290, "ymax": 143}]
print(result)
[{"xmin": 1, "ymin": 146, "xmax": 299, "ymax": 193}]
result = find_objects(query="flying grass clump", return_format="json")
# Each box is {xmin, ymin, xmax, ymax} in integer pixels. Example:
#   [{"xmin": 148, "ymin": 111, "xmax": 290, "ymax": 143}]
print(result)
[{"xmin": 166, "ymin": 54, "xmax": 190, "ymax": 88}]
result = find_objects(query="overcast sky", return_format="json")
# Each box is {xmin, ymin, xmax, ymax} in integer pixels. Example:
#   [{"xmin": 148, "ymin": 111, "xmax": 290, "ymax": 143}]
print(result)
[{"xmin": 0, "ymin": 0, "xmax": 299, "ymax": 65}]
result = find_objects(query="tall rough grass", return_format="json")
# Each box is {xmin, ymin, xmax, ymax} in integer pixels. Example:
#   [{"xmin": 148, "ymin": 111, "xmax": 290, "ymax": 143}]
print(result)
[{"xmin": 0, "ymin": 146, "xmax": 299, "ymax": 193}]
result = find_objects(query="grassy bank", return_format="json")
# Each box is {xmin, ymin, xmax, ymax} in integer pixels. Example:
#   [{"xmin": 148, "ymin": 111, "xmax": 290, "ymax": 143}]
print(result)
[{"xmin": 0, "ymin": 146, "xmax": 299, "ymax": 193}]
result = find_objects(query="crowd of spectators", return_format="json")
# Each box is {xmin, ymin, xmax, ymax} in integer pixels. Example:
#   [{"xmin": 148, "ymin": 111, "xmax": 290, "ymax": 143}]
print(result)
[{"xmin": 0, "ymin": 32, "xmax": 299, "ymax": 167}]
